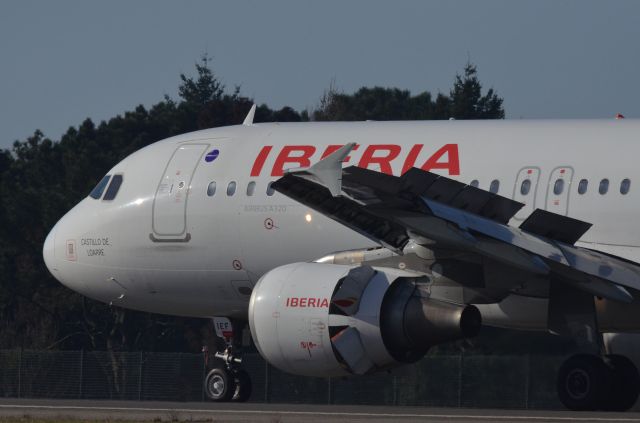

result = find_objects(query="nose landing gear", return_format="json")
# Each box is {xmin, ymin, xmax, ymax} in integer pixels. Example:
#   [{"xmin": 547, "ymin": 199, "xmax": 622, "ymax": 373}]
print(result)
[{"xmin": 204, "ymin": 317, "xmax": 252, "ymax": 402}]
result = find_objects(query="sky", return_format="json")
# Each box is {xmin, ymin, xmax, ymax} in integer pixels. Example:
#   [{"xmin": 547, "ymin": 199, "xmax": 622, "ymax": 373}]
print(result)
[{"xmin": 1, "ymin": 0, "xmax": 639, "ymax": 149}]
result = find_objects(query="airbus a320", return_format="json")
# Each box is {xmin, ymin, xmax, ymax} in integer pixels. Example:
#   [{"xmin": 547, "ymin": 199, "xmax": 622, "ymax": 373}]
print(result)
[{"xmin": 43, "ymin": 106, "xmax": 640, "ymax": 410}]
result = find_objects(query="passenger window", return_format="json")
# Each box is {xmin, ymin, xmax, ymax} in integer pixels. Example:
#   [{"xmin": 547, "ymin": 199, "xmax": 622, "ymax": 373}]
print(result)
[
  {"xmin": 103, "ymin": 174, "xmax": 123, "ymax": 201},
  {"xmin": 266, "ymin": 182, "xmax": 275, "ymax": 196},
  {"xmin": 578, "ymin": 179, "xmax": 588, "ymax": 194},
  {"xmin": 89, "ymin": 175, "xmax": 111, "ymax": 199},
  {"xmin": 227, "ymin": 181, "xmax": 236, "ymax": 196},
  {"xmin": 553, "ymin": 179, "xmax": 564, "ymax": 195},
  {"xmin": 207, "ymin": 181, "xmax": 216, "ymax": 197},
  {"xmin": 599, "ymin": 179, "xmax": 609, "ymax": 195},
  {"xmin": 470, "ymin": 179, "xmax": 479, "ymax": 188},
  {"xmin": 247, "ymin": 181, "xmax": 256, "ymax": 196},
  {"xmin": 520, "ymin": 179, "xmax": 531, "ymax": 195},
  {"xmin": 489, "ymin": 179, "xmax": 500, "ymax": 194},
  {"xmin": 621, "ymin": 178, "xmax": 631, "ymax": 195}
]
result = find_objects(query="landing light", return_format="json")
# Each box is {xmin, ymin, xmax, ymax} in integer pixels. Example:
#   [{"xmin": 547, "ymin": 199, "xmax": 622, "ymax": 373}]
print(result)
[{"xmin": 305, "ymin": 213, "xmax": 312, "ymax": 223}]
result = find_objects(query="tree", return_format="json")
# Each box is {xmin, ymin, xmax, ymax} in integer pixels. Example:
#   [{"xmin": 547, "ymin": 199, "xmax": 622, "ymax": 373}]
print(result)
[
  {"xmin": 178, "ymin": 55, "xmax": 224, "ymax": 106},
  {"xmin": 313, "ymin": 62, "xmax": 504, "ymax": 121},
  {"xmin": 449, "ymin": 63, "xmax": 504, "ymax": 119},
  {"xmin": 313, "ymin": 86, "xmax": 432, "ymax": 121}
]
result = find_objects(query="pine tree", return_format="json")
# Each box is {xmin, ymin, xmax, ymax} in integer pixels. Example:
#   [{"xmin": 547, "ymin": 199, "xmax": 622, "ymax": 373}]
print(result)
[{"xmin": 449, "ymin": 63, "xmax": 504, "ymax": 119}]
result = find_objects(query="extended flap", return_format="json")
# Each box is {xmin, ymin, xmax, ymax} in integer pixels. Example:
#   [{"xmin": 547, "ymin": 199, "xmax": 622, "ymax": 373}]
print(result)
[{"xmin": 520, "ymin": 209, "xmax": 592, "ymax": 245}]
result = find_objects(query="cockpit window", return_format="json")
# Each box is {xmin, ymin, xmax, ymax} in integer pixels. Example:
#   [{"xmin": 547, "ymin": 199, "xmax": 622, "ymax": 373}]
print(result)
[
  {"xmin": 103, "ymin": 174, "xmax": 123, "ymax": 201},
  {"xmin": 89, "ymin": 175, "xmax": 111, "ymax": 199}
]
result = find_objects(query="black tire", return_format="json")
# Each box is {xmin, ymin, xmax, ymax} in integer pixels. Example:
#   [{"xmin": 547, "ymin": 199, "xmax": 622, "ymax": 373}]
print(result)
[
  {"xmin": 205, "ymin": 367, "xmax": 236, "ymax": 402},
  {"xmin": 232, "ymin": 369, "xmax": 252, "ymax": 402},
  {"xmin": 602, "ymin": 354, "xmax": 640, "ymax": 411},
  {"xmin": 557, "ymin": 354, "xmax": 610, "ymax": 411}
]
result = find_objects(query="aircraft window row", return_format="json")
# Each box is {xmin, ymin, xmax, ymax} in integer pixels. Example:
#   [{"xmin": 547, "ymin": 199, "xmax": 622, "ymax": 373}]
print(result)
[
  {"xmin": 468, "ymin": 179, "xmax": 497, "ymax": 192},
  {"xmin": 210, "ymin": 177, "xmax": 632, "ymax": 199},
  {"xmin": 89, "ymin": 174, "xmax": 124, "ymax": 200},
  {"xmin": 484, "ymin": 177, "xmax": 633, "ymax": 198},
  {"xmin": 575, "ymin": 178, "xmax": 630, "ymax": 196},
  {"xmin": 206, "ymin": 181, "xmax": 277, "ymax": 197}
]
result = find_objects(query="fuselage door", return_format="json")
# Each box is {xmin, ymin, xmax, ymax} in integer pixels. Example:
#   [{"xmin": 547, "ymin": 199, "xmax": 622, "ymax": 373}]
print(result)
[
  {"xmin": 151, "ymin": 144, "xmax": 208, "ymax": 241},
  {"xmin": 513, "ymin": 167, "xmax": 540, "ymax": 220},
  {"xmin": 546, "ymin": 166, "xmax": 574, "ymax": 216}
]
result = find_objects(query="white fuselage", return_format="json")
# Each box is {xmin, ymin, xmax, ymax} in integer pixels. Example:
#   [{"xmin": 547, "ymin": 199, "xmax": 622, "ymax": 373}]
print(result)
[{"xmin": 43, "ymin": 119, "xmax": 640, "ymax": 321}]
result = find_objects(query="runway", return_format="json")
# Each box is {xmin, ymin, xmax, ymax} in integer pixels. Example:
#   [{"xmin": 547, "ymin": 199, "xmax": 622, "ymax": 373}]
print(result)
[{"xmin": 1, "ymin": 399, "xmax": 640, "ymax": 422}]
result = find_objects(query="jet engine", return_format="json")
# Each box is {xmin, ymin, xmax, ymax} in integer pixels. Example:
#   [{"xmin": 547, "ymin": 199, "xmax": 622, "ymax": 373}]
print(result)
[{"xmin": 248, "ymin": 262, "xmax": 481, "ymax": 377}]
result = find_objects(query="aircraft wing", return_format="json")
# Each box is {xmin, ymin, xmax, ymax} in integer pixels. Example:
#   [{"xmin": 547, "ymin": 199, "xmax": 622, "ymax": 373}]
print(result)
[{"xmin": 272, "ymin": 153, "xmax": 640, "ymax": 304}]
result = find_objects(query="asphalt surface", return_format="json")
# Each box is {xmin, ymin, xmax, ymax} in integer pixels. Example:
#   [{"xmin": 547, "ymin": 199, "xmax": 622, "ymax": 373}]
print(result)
[{"xmin": 2, "ymin": 399, "xmax": 640, "ymax": 422}]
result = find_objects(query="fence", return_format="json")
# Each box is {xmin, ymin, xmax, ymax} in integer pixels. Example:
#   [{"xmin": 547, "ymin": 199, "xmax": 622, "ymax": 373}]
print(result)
[{"xmin": 0, "ymin": 350, "xmax": 572, "ymax": 409}]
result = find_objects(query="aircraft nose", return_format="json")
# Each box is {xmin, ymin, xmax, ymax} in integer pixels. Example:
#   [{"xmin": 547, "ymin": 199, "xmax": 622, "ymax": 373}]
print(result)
[{"xmin": 43, "ymin": 225, "xmax": 57, "ymax": 275}]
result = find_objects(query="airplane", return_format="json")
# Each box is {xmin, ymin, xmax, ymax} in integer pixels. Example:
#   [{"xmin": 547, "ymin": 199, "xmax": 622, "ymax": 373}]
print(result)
[{"xmin": 42, "ymin": 105, "xmax": 640, "ymax": 411}]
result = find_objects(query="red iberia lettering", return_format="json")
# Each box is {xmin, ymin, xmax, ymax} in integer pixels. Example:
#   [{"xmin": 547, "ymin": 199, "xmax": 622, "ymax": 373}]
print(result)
[
  {"xmin": 419, "ymin": 143, "xmax": 460, "ymax": 175},
  {"xmin": 401, "ymin": 144, "xmax": 423, "ymax": 174},
  {"xmin": 272, "ymin": 145, "xmax": 316, "ymax": 176},
  {"xmin": 286, "ymin": 297, "xmax": 329, "ymax": 308},
  {"xmin": 250, "ymin": 145, "xmax": 272, "ymax": 177},
  {"xmin": 358, "ymin": 144, "xmax": 401, "ymax": 175},
  {"xmin": 254, "ymin": 143, "xmax": 461, "ymax": 177}
]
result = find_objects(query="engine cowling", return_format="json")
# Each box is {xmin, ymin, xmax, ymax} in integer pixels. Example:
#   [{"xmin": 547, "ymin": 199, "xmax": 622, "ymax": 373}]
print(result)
[{"xmin": 248, "ymin": 262, "xmax": 480, "ymax": 377}]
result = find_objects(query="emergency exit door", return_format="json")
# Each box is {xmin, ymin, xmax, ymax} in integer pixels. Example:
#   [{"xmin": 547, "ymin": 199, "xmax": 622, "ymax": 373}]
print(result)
[
  {"xmin": 513, "ymin": 167, "xmax": 540, "ymax": 220},
  {"xmin": 151, "ymin": 144, "xmax": 208, "ymax": 240},
  {"xmin": 546, "ymin": 166, "xmax": 574, "ymax": 216}
]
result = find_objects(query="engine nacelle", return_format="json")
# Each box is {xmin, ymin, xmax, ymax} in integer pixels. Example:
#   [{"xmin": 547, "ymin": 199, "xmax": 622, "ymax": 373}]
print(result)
[{"xmin": 248, "ymin": 262, "xmax": 480, "ymax": 377}]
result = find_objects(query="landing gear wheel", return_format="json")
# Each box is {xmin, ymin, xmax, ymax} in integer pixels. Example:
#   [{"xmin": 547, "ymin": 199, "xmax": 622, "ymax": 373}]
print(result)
[
  {"xmin": 602, "ymin": 354, "xmax": 640, "ymax": 411},
  {"xmin": 205, "ymin": 367, "xmax": 236, "ymax": 402},
  {"xmin": 557, "ymin": 354, "xmax": 610, "ymax": 411},
  {"xmin": 232, "ymin": 369, "xmax": 252, "ymax": 402}
]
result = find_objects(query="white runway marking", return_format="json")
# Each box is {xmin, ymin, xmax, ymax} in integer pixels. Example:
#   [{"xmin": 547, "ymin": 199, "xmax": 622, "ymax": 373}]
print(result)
[{"xmin": 2, "ymin": 404, "xmax": 640, "ymax": 422}]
